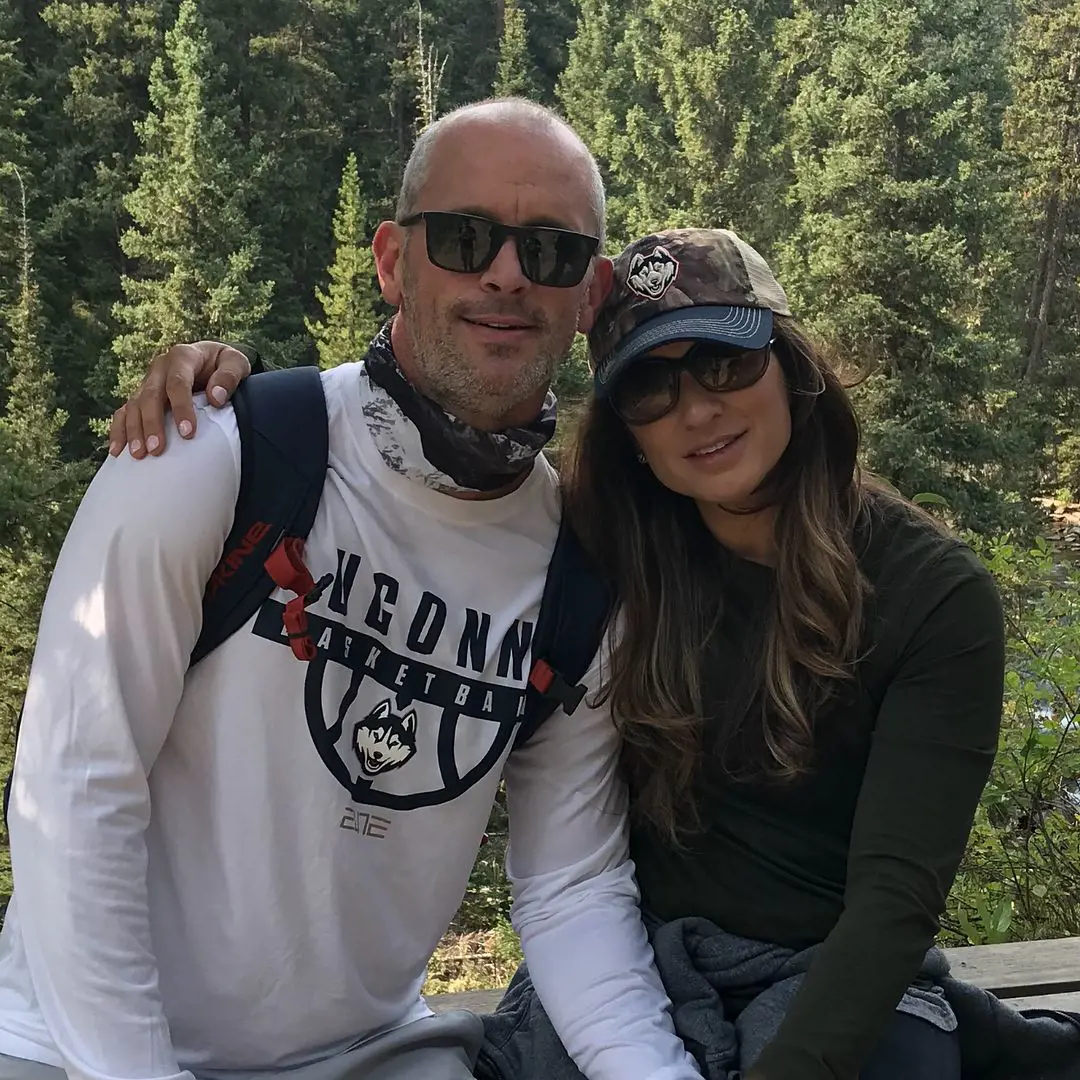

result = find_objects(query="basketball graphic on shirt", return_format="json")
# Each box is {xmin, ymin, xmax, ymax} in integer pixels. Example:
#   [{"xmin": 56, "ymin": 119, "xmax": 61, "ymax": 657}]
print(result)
[{"xmin": 303, "ymin": 659, "xmax": 521, "ymax": 811}]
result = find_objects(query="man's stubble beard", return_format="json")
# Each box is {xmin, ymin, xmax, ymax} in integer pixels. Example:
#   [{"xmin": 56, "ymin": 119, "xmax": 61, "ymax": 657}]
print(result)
[{"xmin": 398, "ymin": 275, "xmax": 584, "ymax": 428}]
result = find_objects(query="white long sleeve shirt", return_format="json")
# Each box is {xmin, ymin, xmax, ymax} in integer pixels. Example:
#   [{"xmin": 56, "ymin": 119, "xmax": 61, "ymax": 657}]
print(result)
[{"xmin": 0, "ymin": 362, "xmax": 700, "ymax": 1080}]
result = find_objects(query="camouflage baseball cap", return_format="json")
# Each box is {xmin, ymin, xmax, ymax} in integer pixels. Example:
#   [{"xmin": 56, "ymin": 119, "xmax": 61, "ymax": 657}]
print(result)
[{"xmin": 590, "ymin": 228, "xmax": 791, "ymax": 398}]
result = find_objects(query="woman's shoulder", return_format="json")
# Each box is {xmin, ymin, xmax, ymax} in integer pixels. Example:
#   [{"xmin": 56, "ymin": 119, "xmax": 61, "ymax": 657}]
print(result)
[{"xmin": 857, "ymin": 485, "xmax": 999, "ymax": 624}]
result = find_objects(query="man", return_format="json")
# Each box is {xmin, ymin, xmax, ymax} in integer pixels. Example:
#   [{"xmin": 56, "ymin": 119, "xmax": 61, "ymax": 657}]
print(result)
[{"xmin": 0, "ymin": 99, "xmax": 701, "ymax": 1080}]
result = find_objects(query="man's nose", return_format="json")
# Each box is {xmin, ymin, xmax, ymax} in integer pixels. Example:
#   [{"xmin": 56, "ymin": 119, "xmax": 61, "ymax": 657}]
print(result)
[{"xmin": 479, "ymin": 237, "xmax": 529, "ymax": 292}]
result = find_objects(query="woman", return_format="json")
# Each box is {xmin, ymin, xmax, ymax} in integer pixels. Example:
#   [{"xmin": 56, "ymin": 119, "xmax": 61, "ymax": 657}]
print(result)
[{"xmin": 548, "ymin": 227, "xmax": 1005, "ymax": 1080}]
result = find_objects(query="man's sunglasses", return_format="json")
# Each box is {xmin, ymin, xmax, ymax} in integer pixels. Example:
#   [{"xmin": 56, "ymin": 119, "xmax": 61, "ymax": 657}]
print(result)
[
  {"xmin": 611, "ymin": 339, "xmax": 775, "ymax": 426},
  {"xmin": 397, "ymin": 211, "xmax": 600, "ymax": 288}
]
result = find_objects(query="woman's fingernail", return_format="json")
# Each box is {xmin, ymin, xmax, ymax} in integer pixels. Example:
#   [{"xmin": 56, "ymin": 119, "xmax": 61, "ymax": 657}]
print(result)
[
  {"xmin": 211, "ymin": 386, "xmax": 228, "ymax": 405},
  {"xmin": 109, "ymin": 442, "xmax": 121, "ymax": 457},
  {"xmin": 178, "ymin": 419, "xmax": 193, "ymax": 438},
  {"xmin": 146, "ymin": 435, "xmax": 160, "ymax": 453},
  {"xmin": 130, "ymin": 440, "xmax": 142, "ymax": 455}
]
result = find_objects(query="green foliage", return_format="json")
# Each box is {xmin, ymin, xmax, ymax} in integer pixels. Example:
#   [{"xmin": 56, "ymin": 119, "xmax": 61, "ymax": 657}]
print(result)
[
  {"xmin": 944, "ymin": 538, "xmax": 1080, "ymax": 944},
  {"xmin": 493, "ymin": 0, "xmax": 541, "ymax": 100},
  {"xmin": 1002, "ymin": 1, "xmax": 1080, "ymax": 499},
  {"xmin": 37, "ymin": 0, "xmax": 173, "ymax": 448},
  {"xmin": 1005, "ymin": 0, "xmax": 1080, "ymax": 380},
  {"xmin": 777, "ymin": 0, "xmax": 1040, "ymax": 534},
  {"xmin": 0, "ymin": 1, "xmax": 31, "ymax": 307},
  {"xmin": 0, "ymin": 173, "xmax": 89, "ymax": 810},
  {"xmin": 455, "ymin": 785, "xmax": 514, "ymax": 933},
  {"xmin": 558, "ymin": 0, "xmax": 666, "ymax": 248},
  {"xmin": 561, "ymin": 0, "xmax": 789, "ymax": 249},
  {"xmin": 547, "ymin": 335, "xmax": 593, "ymax": 469},
  {"xmin": 111, "ymin": 0, "xmax": 274, "ymax": 396},
  {"xmin": 305, "ymin": 152, "xmax": 383, "ymax": 369}
]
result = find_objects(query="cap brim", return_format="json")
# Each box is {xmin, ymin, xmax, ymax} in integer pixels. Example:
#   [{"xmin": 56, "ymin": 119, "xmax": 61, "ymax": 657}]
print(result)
[{"xmin": 595, "ymin": 306, "xmax": 774, "ymax": 398}]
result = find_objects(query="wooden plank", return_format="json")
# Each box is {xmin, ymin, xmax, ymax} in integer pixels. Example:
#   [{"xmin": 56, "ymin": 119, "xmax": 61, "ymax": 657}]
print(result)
[
  {"xmin": 427, "ymin": 940, "xmax": 1080, "ymax": 1015},
  {"xmin": 428, "ymin": 985, "xmax": 1080, "ymax": 1017},
  {"xmin": 427, "ymin": 988, "xmax": 503, "ymax": 1015},
  {"xmin": 942, "ymin": 939, "xmax": 1080, "ymax": 998},
  {"xmin": 1005, "ymin": 992, "xmax": 1080, "ymax": 1012}
]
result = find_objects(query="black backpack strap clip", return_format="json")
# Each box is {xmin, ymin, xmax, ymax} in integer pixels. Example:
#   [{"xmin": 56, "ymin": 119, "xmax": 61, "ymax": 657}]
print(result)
[{"xmin": 528, "ymin": 658, "xmax": 588, "ymax": 715}]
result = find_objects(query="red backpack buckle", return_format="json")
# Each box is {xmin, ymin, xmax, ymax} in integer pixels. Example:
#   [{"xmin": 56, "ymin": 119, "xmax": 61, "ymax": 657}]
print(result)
[{"xmin": 265, "ymin": 538, "xmax": 333, "ymax": 661}]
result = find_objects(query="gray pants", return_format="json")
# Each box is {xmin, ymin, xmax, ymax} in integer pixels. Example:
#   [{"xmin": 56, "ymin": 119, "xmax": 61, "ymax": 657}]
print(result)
[{"xmin": 0, "ymin": 1010, "xmax": 483, "ymax": 1080}]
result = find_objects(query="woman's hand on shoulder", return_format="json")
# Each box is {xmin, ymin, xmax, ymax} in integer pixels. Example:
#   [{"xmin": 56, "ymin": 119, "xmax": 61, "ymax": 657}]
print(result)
[{"xmin": 108, "ymin": 341, "xmax": 251, "ymax": 459}]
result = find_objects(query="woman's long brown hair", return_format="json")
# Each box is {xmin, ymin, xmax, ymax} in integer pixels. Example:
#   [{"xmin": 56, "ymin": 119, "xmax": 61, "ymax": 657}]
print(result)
[{"xmin": 563, "ymin": 317, "xmax": 891, "ymax": 840}]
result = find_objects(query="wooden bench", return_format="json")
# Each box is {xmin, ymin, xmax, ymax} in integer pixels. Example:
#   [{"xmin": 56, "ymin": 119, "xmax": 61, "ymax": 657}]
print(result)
[
  {"xmin": 942, "ymin": 938, "xmax": 1080, "ymax": 1012},
  {"xmin": 428, "ymin": 938, "xmax": 1080, "ymax": 1016}
]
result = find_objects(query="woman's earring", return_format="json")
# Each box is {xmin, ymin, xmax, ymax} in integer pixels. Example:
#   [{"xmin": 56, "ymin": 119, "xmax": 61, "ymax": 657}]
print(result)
[{"xmin": 636, "ymin": 450, "xmax": 646, "ymax": 464}]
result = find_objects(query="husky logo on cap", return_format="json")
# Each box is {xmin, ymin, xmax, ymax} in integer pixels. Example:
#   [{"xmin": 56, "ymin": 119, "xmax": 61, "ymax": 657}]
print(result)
[{"xmin": 626, "ymin": 245, "xmax": 679, "ymax": 300}]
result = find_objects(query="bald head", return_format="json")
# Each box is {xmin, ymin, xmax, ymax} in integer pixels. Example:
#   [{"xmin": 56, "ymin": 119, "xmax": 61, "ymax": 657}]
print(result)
[{"xmin": 395, "ymin": 98, "xmax": 606, "ymax": 248}]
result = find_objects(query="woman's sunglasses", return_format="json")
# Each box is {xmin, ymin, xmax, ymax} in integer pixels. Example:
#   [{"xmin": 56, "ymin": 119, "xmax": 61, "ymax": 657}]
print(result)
[
  {"xmin": 611, "ymin": 339, "xmax": 775, "ymax": 426},
  {"xmin": 397, "ymin": 211, "xmax": 600, "ymax": 288}
]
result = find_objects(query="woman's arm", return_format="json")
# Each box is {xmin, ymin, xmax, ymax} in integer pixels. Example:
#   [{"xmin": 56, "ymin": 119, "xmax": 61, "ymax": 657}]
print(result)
[{"xmin": 749, "ymin": 546, "xmax": 1004, "ymax": 1080}]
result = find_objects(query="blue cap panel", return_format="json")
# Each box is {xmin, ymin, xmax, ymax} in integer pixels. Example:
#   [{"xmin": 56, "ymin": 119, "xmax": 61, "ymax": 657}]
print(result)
[{"xmin": 595, "ymin": 306, "xmax": 773, "ymax": 397}]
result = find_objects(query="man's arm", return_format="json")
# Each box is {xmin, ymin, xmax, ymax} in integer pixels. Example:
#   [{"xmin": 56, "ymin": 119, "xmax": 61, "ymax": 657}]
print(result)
[
  {"xmin": 501, "ymin": 654, "xmax": 701, "ymax": 1080},
  {"xmin": 8, "ymin": 409, "xmax": 240, "ymax": 1080}
]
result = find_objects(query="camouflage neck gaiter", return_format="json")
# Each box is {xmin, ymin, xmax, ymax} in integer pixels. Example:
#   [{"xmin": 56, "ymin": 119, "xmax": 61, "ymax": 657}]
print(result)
[{"xmin": 359, "ymin": 323, "xmax": 557, "ymax": 495}]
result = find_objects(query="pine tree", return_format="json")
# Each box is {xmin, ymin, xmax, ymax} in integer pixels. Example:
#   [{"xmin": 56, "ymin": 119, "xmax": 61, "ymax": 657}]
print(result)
[
  {"xmin": 38, "ymin": 0, "xmax": 173, "ymax": 446},
  {"xmin": 1005, "ymin": 0, "xmax": 1080, "ymax": 380},
  {"xmin": 195, "ymin": 0, "xmax": 365, "ymax": 365},
  {"xmin": 0, "ymin": 164, "xmax": 65, "ymax": 462},
  {"xmin": 112, "ymin": 0, "xmax": 274, "ymax": 398},
  {"xmin": 558, "ymin": 0, "xmax": 623, "ymax": 149},
  {"xmin": 517, "ymin": 0, "xmax": 578, "ymax": 104},
  {"xmin": 559, "ymin": 0, "xmax": 667, "ymax": 247},
  {"xmin": 0, "ymin": 0, "xmax": 34, "ymax": 342},
  {"xmin": 779, "ymin": 0, "xmax": 1033, "ymax": 531},
  {"xmin": 1001, "ymin": 0, "xmax": 1080, "ymax": 496},
  {"xmin": 560, "ymin": 0, "xmax": 789, "ymax": 249},
  {"xmin": 0, "ymin": 161, "xmax": 85, "ymax": 787},
  {"xmin": 305, "ymin": 152, "xmax": 382, "ymax": 369},
  {"xmin": 413, "ymin": 0, "xmax": 448, "ymax": 129},
  {"xmin": 634, "ymin": 0, "xmax": 789, "ymax": 246},
  {"xmin": 493, "ymin": 0, "xmax": 541, "ymax": 100}
]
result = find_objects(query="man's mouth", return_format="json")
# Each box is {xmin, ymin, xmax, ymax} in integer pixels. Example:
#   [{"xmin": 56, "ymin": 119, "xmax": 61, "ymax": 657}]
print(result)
[{"xmin": 462, "ymin": 315, "xmax": 538, "ymax": 332}]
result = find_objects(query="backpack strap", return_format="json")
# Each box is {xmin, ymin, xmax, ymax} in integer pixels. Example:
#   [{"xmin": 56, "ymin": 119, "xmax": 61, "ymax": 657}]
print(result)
[
  {"xmin": 191, "ymin": 365, "xmax": 329, "ymax": 665},
  {"xmin": 514, "ymin": 519, "xmax": 613, "ymax": 749}
]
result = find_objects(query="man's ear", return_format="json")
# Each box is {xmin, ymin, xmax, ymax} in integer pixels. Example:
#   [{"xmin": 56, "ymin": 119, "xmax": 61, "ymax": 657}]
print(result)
[
  {"xmin": 577, "ymin": 256, "xmax": 614, "ymax": 334},
  {"xmin": 373, "ymin": 221, "xmax": 406, "ymax": 307}
]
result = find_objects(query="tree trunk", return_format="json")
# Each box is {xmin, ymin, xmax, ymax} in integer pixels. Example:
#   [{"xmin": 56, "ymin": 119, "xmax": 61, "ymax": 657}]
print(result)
[
  {"xmin": 1024, "ymin": 198, "xmax": 1068, "ymax": 380},
  {"xmin": 1025, "ymin": 185, "xmax": 1059, "ymax": 348},
  {"xmin": 1023, "ymin": 51, "xmax": 1080, "ymax": 380}
]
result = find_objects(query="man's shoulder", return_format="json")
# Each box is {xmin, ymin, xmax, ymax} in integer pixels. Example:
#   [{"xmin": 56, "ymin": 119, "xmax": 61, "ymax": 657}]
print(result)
[
  {"xmin": 318, "ymin": 359, "xmax": 365, "ymax": 400},
  {"xmin": 81, "ymin": 399, "xmax": 242, "ymax": 548}
]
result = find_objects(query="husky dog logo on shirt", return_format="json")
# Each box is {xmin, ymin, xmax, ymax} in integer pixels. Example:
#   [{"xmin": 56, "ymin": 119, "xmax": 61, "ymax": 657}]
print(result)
[{"xmin": 352, "ymin": 698, "xmax": 418, "ymax": 777}]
